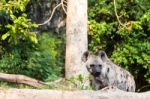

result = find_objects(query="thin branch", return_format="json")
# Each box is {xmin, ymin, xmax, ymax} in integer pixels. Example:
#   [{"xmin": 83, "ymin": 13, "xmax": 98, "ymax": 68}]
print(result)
[
  {"xmin": 61, "ymin": 0, "xmax": 67, "ymax": 14},
  {"xmin": 113, "ymin": 0, "xmax": 127, "ymax": 28},
  {"xmin": 38, "ymin": 0, "xmax": 67, "ymax": 26},
  {"xmin": 63, "ymin": 0, "xmax": 67, "ymax": 4},
  {"xmin": 38, "ymin": 3, "xmax": 61, "ymax": 26},
  {"xmin": 137, "ymin": 85, "xmax": 150, "ymax": 92}
]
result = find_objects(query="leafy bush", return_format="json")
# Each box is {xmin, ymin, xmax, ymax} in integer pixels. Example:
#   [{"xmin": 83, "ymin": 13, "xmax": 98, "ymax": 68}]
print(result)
[
  {"xmin": 27, "ymin": 33, "xmax": 64, "ymax": 81},
  {"xmin": 0, "ymin": 0, "xmax": 38, "ymax": 46},
  {"xmin": 0, "ymin": 0, "xmax": 65, "ymax": 82},
  {"xmin": 0, "ymin": 33, "xmax": 64, "ymax": 81},
  {"xmin": 88, "ymin": 0, "xmax": 150, "ymax": 91}
]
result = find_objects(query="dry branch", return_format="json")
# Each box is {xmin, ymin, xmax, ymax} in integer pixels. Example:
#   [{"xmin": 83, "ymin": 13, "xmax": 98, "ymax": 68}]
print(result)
[
  {"xmin": 0, "ymin": 73, "xmax": 44, "ymax": 88},
  {"xmin": 38, "ymin": 0, "xmax": 67, "ymax": 26},
  {"xmin": 114, "ymin": 0, "xmax": 128, "ymax": 29}
]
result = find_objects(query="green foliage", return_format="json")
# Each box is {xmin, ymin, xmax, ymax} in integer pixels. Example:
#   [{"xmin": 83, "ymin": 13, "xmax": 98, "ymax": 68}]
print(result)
[
  {"xmin": 0, "ymin": 0, "xmax": 65, "ymax": 87},
  {"xmin": 0, "ymin": 48, "xmax": 24, "ymax": 73},
  {"xmin": 42, "ymin": 75, "xmax": 93, "ymax": 90},
  {"xmin": 111, "ymin": 40, "xmax": 150, "ymax": 81},
  {"xmin": 88, "ymin": 0, "xmax": 150, "ymax": 91},
  {"xmin": 0, "ymin": 33, "xmax": 64, "ymax": 81},
  {"xmin": 0, "ymin": 81, "xmax": 33, "ymax": 89},
  {"xmin": 0, "ymin": 0, "xmax": 38, "ymax": 45},
  {"xmin": 27, "ymin": 33, "xmax": 64, "ymax": 81},
  {"xmin": 68, "ymin": 74, "xmax": 92, "ymax": 90}
]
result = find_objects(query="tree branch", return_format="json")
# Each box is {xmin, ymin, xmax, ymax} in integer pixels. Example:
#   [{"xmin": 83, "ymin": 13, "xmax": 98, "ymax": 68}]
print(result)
[
  {"xmin": 38, "ymin": 0, "xmax": 67, "ymax": 26},
  {"xmin": 0, "ymin": 73, "xmax": 45, "ymax": 88},
  {"xmin": 113, "ymin": 0, "xmax": 127, "ymax": 28},
  {"xmin": 61, "ymin": 0, "xmax": 67, "ymax": 14}
]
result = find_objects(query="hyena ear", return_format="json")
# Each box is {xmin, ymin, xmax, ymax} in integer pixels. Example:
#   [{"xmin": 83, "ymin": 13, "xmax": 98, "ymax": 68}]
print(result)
[
  {"xmin": 82, "ymin": 51, "xmax": 90, "ymax": 62},
  {"xmin": 97, "ymin": 51, "xmax": 109, "ymax": 62}
]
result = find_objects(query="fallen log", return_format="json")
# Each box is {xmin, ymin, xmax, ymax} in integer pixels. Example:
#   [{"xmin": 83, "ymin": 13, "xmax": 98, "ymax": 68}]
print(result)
[
  {"xmin": 0, "ymin": 73, "xmax": 44, "ymax": 88},
  {"xmin": 0, "ymin": 88, "xmax": 149, "ymax": 99}
]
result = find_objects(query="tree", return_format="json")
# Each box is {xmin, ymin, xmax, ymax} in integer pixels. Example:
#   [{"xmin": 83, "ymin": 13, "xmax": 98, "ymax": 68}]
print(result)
[{"xmin": 65, "ymin": 0, "xmax": 89, "ymax": 82}]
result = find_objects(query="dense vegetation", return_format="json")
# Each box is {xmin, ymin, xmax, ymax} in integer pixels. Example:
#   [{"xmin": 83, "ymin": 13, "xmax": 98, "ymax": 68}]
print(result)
[
  {"xmin": 0, "ymin": 0, "xmax": 149, "ymax": 91},
  {"xmin": 0, "ymin": 0, "xmax": 65, "ymax": 82}
]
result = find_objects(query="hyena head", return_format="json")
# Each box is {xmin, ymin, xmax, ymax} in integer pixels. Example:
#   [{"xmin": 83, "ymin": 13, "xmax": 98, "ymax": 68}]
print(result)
[{"xmin": 82, "ymin": 51, "xmax": 109, "ymax": 77}]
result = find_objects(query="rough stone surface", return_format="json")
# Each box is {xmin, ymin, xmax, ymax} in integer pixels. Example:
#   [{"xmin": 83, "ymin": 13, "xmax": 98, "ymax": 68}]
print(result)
[{"xmin": 0, "ymin": 88, "xmax": 150, "ymax": 99}]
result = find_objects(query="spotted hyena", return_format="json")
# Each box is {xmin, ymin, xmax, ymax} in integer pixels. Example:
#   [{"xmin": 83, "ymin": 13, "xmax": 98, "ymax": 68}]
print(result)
[{"xmin": 82, "ymin": 51, "xmax": 136, "ymax": 92}]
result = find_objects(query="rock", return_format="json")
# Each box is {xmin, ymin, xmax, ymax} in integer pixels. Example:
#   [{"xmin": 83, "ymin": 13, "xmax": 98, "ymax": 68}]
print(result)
[{"xmin": 0, "ymin": 88, "xmax": 150, "ymax": 99}]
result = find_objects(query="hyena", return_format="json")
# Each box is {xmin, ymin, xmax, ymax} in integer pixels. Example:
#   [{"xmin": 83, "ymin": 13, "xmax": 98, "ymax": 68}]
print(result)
[{"xmin": 82, "ymin": 51, "xmax": 136, "ymax": 92}]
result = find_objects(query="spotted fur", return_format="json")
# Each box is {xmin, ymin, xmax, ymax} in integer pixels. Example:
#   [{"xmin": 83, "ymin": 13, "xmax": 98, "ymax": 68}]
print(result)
[{"xmin": 82, "ymin": 51, "xmax": 136, "ymax": 92}]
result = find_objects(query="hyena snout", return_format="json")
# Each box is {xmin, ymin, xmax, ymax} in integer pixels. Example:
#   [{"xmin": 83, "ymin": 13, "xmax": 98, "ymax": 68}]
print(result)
[
  {"xmin": 91, "ymin": 65, "xmax": 102, "ymax": 77},
  {"xmin": 92, "ymin": 71, "xmax": 101, "ymax": 77}
]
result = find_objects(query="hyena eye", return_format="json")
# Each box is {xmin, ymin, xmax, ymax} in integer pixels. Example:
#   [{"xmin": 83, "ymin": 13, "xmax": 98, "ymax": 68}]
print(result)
[{"xmin": 90, "ymin": 64, "xmax": 95, "ymax": 68}]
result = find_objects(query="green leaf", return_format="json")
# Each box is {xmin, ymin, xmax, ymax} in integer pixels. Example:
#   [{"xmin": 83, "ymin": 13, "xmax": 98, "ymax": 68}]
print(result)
[
  {"xmin": 20, "ymin": 6, "xmax": 25, "ymax": 11},
  {"xmin": 30, "ymin": 36, "xmax": 38, "ymax": 44},
  {"xmin": 32, "ymin": 23, "xmax": 39, "ymax": 28},
  {"xmin": 2, "ymin": 33, "xmax": 10, "ymax": 40}
]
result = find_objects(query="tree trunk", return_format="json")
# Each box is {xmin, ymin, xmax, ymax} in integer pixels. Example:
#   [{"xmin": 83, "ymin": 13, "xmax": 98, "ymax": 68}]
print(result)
[{"xmin": 65, "ymin": 0, "xmax": 89, "ymax": 81}]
